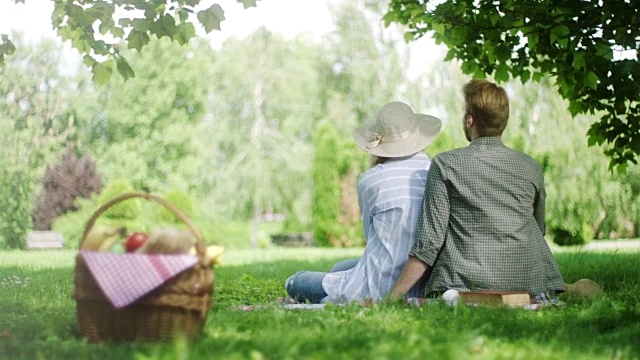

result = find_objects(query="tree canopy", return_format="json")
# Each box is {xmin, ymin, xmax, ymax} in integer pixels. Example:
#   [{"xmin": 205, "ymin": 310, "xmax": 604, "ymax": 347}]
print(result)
[
  {"xmin": 384, "ymin": 0, "xmax": 640, "ymax": 171},
  {"xmin": 2, "ymin": 1, "xmax": 640, "ymax": 249},
  {"xmin": 1, "ymin": 0, "xmax": 638, "ymax": 171}
]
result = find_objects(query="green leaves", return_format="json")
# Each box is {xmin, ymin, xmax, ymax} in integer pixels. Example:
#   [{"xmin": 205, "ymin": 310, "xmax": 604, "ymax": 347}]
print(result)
[
  {"xmin": 149, "ymin": 14, "xmax": 178, "ymax": 40},
  {"xmin": 116, "ymin": 57, "xmax": 135, "ymax": 80},
  {"xmin": 237, "ymin": 0, "xmax": 259, "ymax": 9},
  {"xmin": 594, "ymin": 42, "xmax": 613, "ymax": 60},
  {"xmin": 127, "ymin": 30, "xmax": 150, "ymax": 52},
  {"xmin": 527, "ymin": 33, "xmax": 538, "ymax": 51},
  {"xmin": 0, "ymin": 34, "xmax": 16, "ymax": 67},
  {"xmin": 584, "ymin": 71, "xmax": 599, "ymax": 91},
  {"xmin": 175, "ymin": 23, "xmax": 196, "ymax": 46},
  {"xmin": 18, "ymin": 0, "xmax": 259, "ymax": 83},
  {"xmin": 197, "ymin": 4, "xmax": 225, "ymax": 33},
  {"xmin": 91, "ymin": 60, "xmax": 113, "ymax": 85},
  {"xmin": 90, "ymin": 55, "xmax": 135, "ymax": 85},
  {"xmin": 494, "ymin": 65, "xmax": 510, "ymax": 83},
  {"xmin": 572, "ymin": 52, "xmax": 586, "ymax": 71},
  {"xmin": 550, "ymin": 25, "xmax": 570, "ymax": 48},
  {"xmin": 384, "ymin": 0, "xmax": 640, "ymax": 170}
]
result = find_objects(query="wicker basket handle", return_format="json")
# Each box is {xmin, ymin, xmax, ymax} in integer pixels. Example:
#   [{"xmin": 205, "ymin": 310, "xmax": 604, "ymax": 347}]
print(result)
[{"xmin": 80, "ymin": 192, "xmax": 207, "ymax": 262}]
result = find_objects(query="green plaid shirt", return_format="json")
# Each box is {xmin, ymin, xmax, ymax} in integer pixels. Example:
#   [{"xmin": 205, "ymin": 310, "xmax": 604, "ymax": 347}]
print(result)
[{"xmin": 411, "ymin": 137, "xmax": 564, "ymax": 294}]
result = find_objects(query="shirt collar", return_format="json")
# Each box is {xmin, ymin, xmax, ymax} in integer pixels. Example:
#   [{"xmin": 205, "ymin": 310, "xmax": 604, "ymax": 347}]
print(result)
[
  {"xmin": 388, "ymin": 152, "xmax": 428, "ymax": 162},
  {"xmin": 469, "ymin": 136, "xmax": 503, "ymax": 146}
]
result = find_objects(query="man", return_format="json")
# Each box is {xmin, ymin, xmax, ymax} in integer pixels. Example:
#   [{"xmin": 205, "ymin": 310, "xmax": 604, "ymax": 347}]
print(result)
[{"xmin": 390, "ymin": 79, "xmax": 565, "ymax": 299}]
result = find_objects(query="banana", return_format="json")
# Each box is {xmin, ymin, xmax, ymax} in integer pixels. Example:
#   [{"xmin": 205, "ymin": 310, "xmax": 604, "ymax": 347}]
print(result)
[
  {"xmin": 81, "ymin": 225, "xmax": 127, "ymax": 251},
  {"xmin": 189, "ymin": 245, "xmax": 225, "ymax": 266}
]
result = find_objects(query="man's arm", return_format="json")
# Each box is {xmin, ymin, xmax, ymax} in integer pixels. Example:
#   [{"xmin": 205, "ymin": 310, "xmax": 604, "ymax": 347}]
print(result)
[
  {"xmin": 389, "ymin": 158, "xmax": 448, "ymax": 300},
  {"xmin": 533, "ymin": 172, "xmax": 546, "ymax": 235},
  {"xmin": 389, "ymin": 256, "xmax": 429, "ymax": 299}
]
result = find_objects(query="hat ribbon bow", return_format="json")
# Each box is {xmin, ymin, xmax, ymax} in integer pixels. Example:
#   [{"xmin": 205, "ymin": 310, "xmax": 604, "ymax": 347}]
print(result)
[{"xmin": 366, "ymin": 127, "xmax": 415, "ymax": 149}]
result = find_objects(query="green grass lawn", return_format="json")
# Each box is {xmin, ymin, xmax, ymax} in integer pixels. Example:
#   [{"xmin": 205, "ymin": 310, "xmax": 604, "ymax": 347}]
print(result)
[{"xmin": 1, "ymin": 247, "xmax": 639, "ymax": 360}]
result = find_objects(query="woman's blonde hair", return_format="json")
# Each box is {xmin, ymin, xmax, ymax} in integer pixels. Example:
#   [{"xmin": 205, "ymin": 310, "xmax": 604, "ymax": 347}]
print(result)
[{"xmin": 462, "ymin": 79, "xmax": 509, "ymax": 137}]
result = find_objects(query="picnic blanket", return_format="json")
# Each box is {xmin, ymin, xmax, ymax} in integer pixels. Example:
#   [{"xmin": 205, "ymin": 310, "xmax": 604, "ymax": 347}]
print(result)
[{"xmin": 233, "ymin": 294, "xmax": 564, "ymax": 311}]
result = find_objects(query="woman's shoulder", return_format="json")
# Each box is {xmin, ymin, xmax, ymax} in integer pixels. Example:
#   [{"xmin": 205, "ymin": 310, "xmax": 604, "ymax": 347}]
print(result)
[
  {"xmin": 387, "ymin": 152, "xmax": 431, "ymax": 169},
  {"xmin": 359, "ymin": 153, "xmax": 429, "ymax": 191},
  {"xmin": 364, "ymin": 153, "xmax": 428, "ymax": 177}
]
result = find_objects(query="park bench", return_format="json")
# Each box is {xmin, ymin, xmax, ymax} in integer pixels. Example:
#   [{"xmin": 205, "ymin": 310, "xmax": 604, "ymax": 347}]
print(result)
[
  {"xmin": 271, "ymin": 232, "xmax": 314, "ymax": 247},
  {"xmin": 26, "ymin": 231, "xmax": 64, "ymax": 249}
]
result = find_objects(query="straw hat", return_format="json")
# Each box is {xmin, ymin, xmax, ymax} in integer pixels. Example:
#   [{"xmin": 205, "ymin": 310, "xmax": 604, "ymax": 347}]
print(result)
[{"xmin": 353, "ymin": 102, "xmax": 441, "ymax": 158}]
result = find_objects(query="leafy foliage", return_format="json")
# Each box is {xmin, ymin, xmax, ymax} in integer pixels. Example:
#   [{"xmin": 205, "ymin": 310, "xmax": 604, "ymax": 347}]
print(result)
[
  {"xmin": 0, "ymin": 34, "xmax": 16, "ymax": 67},
  {"xmin": 2, "ymin": 0, "xmax": 639, "ymax": 250},
  {"xmin": 51, "ymin": 196, "xmax": 100, "ymax": 249},
  {"xmin": 312, "ymin": 123, "xmax": 342, "ymax": 246},
  {"xmin": 0, "ymin": 37, "xmax": 91, "ymax": 248},
  {"xmin": 312, "ymin": 121, "xmax": 366, "ymax": 247},
  {"xmin": 384, "ymin": 0, "xmax": 640, "ymax": 170},
  {"xmin": 31, "ymin": 148, "xmax": 102, "ymax": 231},
  {"xmin": 82, "ymin": 38, "xmax": 210, "ymax": 193},
  {"xmin": 0, "ymin": 168, "xmax": 31, "ymax": 249},
  {"xmin": 0, "ymin": 37, "xmax": 86, "ymax": 179},
  {"xmin": 502, "ymin": 77, "xmax": 640, "ymax": 245},
  {"xmin": 192, "ymin": 28, "xmax": 323, "ymax": 234},
  {"xmin": 1, "ymin": 0, "xmax": 260, "ymax": 84},
  {"xmin": 154, "ymin": 188, "xmax": 194, "ymax": 225},
  {"xmin": 97, "ymin": 177, "xmax": 140, "ymax": 220}
]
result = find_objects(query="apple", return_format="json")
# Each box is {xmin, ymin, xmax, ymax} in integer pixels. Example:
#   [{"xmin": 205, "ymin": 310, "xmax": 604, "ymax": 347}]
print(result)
[
  {"xmin": 125, "ymin": 232, "xmax": 148, "ymax": 252},
  {"xmin": 107, "ymin": 242, "xmax": 126, "ymax": 254}
]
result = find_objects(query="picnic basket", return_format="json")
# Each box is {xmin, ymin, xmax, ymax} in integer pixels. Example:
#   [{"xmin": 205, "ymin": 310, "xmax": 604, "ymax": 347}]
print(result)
[{"xmin": 73, "ymin": 192, "xmax": 214, "ymax": 342}]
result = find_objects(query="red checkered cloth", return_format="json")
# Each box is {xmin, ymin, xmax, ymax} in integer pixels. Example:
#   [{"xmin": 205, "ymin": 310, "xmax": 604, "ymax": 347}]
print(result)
[{"xmin": 80, "ymin": 251, "xmax": 199, "ymax": 308}]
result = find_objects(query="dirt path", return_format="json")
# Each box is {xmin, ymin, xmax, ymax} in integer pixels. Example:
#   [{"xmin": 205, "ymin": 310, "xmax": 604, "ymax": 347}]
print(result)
[{"xmin": 582, "ymin": 239, "xmax": 640, "ymax": 251}]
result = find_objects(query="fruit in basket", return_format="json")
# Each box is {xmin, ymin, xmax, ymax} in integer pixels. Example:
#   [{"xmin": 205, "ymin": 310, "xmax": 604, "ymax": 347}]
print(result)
[
  {"xmin": 135, "ymin": 227, "xmax": 194, "ymax": 254},
  {"xmin": 125, "ymin": 232, "xmax": 148, "ymax": 252},
  {"xmin": 189, "ymin": 245, "xmax": 225, "ymax": 266},
  {"xmin": 107, "ymin": 242, "xmax": 127, "ymax": 254},
  {"xmin": 82, "ymin": 225, "xmax": 127, "ymax": 251}
]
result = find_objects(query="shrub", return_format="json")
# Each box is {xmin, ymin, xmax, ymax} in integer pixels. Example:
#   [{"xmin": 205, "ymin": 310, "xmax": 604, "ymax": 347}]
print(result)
[
  {"xmin": 51, "ymin": 197, "xmax": 100, "ymax": 249},
  {"xmin": 97, "ymin": 177, "xmax": 141, "ymax": 220},
  {"xmin": 31, "ymin": 148, "xmax": 102, "ymax": 230},
  {"xmin": 155, "ymin": 188, "xmax": 194, "ymax": 224},
  {"xmin": 0, "ymin": 168, "xmax": 32, "ymax": 249},
  {"xmin": 311, "ymin": 123, "xmax": 368, "ymax": 247},
  {"xmin": 312, "ymin": 124, "xmax": 342, "ymax": 246}
]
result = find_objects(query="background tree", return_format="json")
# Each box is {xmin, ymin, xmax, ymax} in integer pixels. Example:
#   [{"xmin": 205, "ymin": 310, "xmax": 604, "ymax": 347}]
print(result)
[
  {"xmin": 2, "ymin": 0, "xmax": 638, "ymax": 249},
  {"xmin": 4, "ymin": 0, "xmax": 638, "ymax": 169},
  {"xmin": 312, "ymin": 123, "xmax": 342, "ymax": 247},
  {"xmin": 193, "ymin": 28, "xmax": 324, "ymax": 247},
  {"xmin": 505, "ymin": 77, "xmax": 640, "ymax": 244},
  {"xmin": 400, "ymin": 54, "xmax": 640, "ymax": 245},
  {"xmin": 0, "ymin": 35, "xmax": 88, "ymax": 248},
  {"xmin": 324, "ymin": 0, "xmax": 412, "ymax": 131},
  {"xmin": 78, "ymin": 37, "xmax": 211, "ymax": 192},
  {"xmin": 31, "ymin": 148, "xmax": 102, "ymax": 230},
  {"xmin": 384, "ymin": 0, "xmax": 640, "ymax": 171},
  {"xmin": 0, "ymin": 35, "xmax": 84, "ymax": 179},
  {"xmin": 307, "ymin": 0, "xmax": 425, "ymax": 246},
  {"xmin": 0, "ymin": 167, "xmax": 31, "ymax": 249},
  {"xmin": 308, "ymin": 121, "xmax": 368, "ymax": 249}
]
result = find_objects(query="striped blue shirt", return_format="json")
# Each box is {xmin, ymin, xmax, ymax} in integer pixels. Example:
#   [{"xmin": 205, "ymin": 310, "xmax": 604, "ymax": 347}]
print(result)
[{"xmin": 322, "ymin": 152, "xmax": 431, "ymax": 302}]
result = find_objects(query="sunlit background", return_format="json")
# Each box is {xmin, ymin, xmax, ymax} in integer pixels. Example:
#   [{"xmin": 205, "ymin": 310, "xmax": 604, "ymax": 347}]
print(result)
[{"xmin": 0, "ymin": 0, "xmax": 638, "ymax": 251}]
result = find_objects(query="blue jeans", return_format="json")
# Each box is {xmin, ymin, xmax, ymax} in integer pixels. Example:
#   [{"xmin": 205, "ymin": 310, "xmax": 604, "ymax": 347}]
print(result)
[{"xmin": 285, "ymin": 258, "xmax": 359, "ymax": 303}]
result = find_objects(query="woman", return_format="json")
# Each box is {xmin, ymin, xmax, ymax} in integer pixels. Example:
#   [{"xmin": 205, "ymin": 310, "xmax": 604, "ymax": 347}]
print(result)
[{"xmin": 285, "ymin": 101, "xmax": 442, "ymax": 303}]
